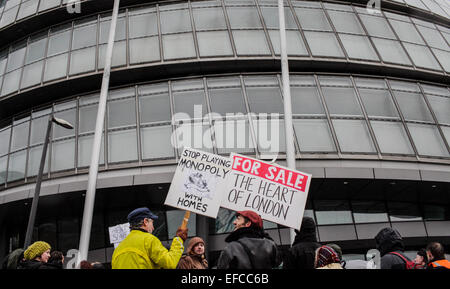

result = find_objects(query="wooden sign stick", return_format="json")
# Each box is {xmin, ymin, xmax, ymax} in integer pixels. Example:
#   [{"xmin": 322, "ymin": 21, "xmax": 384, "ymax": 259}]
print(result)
[{"xmin": 181, "ymin": 211, "xmax": 190, "ymax": 229}]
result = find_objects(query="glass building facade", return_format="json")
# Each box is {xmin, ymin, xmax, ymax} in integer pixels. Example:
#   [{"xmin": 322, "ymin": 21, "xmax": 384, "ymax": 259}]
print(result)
[{"xmin": 0, "ymin": 0, "xmax": 449, "ymax": 267}]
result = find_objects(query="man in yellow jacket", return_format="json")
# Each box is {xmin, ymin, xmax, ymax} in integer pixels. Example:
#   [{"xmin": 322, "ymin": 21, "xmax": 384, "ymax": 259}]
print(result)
[{"xmin": 112, "ymin": 207, "xmax": 187, "ymax": 269}]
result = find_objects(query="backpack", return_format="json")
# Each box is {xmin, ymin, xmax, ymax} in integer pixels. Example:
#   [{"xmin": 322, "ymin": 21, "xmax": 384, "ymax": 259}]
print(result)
[{"xmin": 389, "ymin": 252, "xmax": 417, "ymax": 269}]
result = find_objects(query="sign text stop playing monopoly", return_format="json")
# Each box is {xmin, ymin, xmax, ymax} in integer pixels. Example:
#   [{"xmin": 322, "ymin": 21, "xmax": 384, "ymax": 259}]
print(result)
[{"xmin": 221, "ymin": 153, "xmax": 312, "ymax": 230}]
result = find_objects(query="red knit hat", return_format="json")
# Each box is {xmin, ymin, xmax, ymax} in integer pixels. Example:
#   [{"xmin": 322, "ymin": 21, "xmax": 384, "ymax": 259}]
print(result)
[
  {"xmin": 236, "ymin": 210, "xmax": 263, "ymax": 229},
  {"xmin": 316, "ymin": 245, "xmax": 340, "ymax": 268}
]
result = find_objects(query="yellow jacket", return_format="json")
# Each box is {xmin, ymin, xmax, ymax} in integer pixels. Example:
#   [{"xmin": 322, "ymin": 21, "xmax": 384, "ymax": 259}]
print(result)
[{"xmin": 112, "ymin": 230, "xmax": 184, "ymax": 269}]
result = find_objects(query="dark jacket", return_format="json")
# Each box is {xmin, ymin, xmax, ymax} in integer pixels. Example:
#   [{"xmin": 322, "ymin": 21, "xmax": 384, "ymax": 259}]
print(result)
[
  {"xmin": 17, "ymin": 259, "xmax": 46, "ymax": 269},
  {"xmin": 40, "ymin": 260, "xmax": 63, "ymax": 269},
  {"xmin": 283, "ymin": 217, "xmax": 320, "ymax": 269},
  {"xmin": 1, "ymin": 248, "xmax": 24, "ymax": 269},
  {"xmin": 216, "ymin": 227, "xmax": 280, "ymax": 269},
  {"xmin": 375, "ymin": 227, "xmax": 409, "ymax": 269}
]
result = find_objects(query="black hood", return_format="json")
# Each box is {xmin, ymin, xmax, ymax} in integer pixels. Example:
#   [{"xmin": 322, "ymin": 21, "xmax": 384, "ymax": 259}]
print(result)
[
  {"xmin": 375, "ymin": 227, "xmax": 405, "ymax": 256},
  {"xmin": 293, "ymin": 217, "xmax": 317, "ymax": 245}
]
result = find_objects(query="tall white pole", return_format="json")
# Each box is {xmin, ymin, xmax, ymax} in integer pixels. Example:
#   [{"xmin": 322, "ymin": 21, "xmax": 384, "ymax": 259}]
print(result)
[
  {"xmin": 278, "ymin": 0, "xmax": 296, "ymax": 246},
  {"xmin": 77, "ymin": 0, "xmax": 120, "ymax": 267}
]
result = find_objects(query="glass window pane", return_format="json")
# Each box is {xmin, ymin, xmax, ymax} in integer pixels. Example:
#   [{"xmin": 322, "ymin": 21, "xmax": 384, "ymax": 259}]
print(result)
[
  {"xmin": 38, "ymin": 0, "xmax": 60, "ymax": 12},
  {"xmin": 128, "ymin": 13, "xmax": 158, "ymax": 38},
  {"xmin": 322, "ymin": 87, "xmax": 362, "ymax": 117},
  {"xmin": 294, "ymin": 119, "xmax": 336, "ymax": 152},
  {"xmin": 0, "ymin": 155, "xmax": 7, "ymax": 184},
  {"xmin": 11, "ymin": 121, "xmax": 29, "ymax": 151},
  {"xmin": 253, "ymin": 118, "xmax": 286, "ymax": 154},
  {"xmin": 424, "ymin": 205, "xmax": 447, "ymax": 221},
  {"xmin": 0, "ymin": 54, "xmax": 7, "ymax": 75},
  {"xmin": 291, "ymin": 86, "xmax": 325, "ymax": 116},
  {"xmin": 8, "ymin": 150, "xmax": 26, "ymax": 182},
  {"xmin": 333, "ymin": 119, "xmax": 376, "ymax": 153},
  {"xmin": 166, "ymin": 210, "xmax": 196, "ymax": 238},
  {"xmin": 295, "ymin": 8, "xmax": 332, "ymax": 31},
  {"xmin": 30, "ymin": 114, "xmax": 49, "ymax": 145},
  {"xmin": 99, "ymin": 17, "xmax": 126, "ymax": 43},
  {"xmin": 352, "ymin": 201, "xmax": 388, "ymax": 223},
  {"xmin": 393, "ymin": 91, "xmax": 433, "ymax": 122},
  {"xmin": 427, "ymin": 95, "xmax": 450, "ymax": 125},
  {"xmin": 21, "ymin": 60, "xmax": 43, "ymax": 89},
  {"xmin": 47, "ymin": 139, "xmax": 71, "ymax": 170},
  {"xmin": 163, "ymin": 33, "xmax": 196, "ymax": 60},
  {"xmin": 78, "ymin": 134, "xmax": 104, "ymax": 167},
  {"xmin": 175, "ymin": 122, "xmax": 214, "ymax": 153},
  {"xmin": 1, "ymin": 69, "xmax": 21, "ymax": 96},
  {"xmin": 193, "ymin": 7, "xmax": 226, "ymax": 30},
  {"xmin": 98, "ymin": 41, "xmax": 127, "ymax": 68},
  {"xmin": 6, "ymin": 46, "xmax": 26, "ymax": 72},
  {"xmin": 79, "ymin": 104, "xmax": 98, "ymax": 134},
  {"xmin": 0, "ymin": 127, "xmax": 11, "ymax": 155},
  {"xmin": 232, "ymin": 30, "xmax": 270, "ymax": 56},
  {"xmin": 160, "ymin": 9, "xmax": 192, "ymax": 34},
  {"xmin": 371, "ymin": 121, "xmax": 414, "ymax": 154},
  {"xmin": 314, "ymin": 200, "xmax": 352, "ymax": 225},
  {"xmin": 69, "ymin": 47, "xmax": 96, "ymax": 75},
  {"xmin": 261, "ymin": 7, "xmax": 297, "ymax": 29},
  {"xmin": 47, "ymin": 30, "xmax": 71, "ymax": 56},
  {"xmin": 72, "ymin": 24, "xmax": 97, "ymax": 50},
  {"xmin": 328, "ymin": 10, "xmax": 364, "ymax": 34},
  {"xmin": 431, "ymin": 49, "xmax": 450, "ymax": 73},
  {"xmin": 388, "ymin": 202, "xmax": 423, "ymax": 222},
  {"xmin": 403, "ymin": 43, "xmax": 442, "ymax": 70},
  {"xmin": 43, "ymin": 53, "xmax": 68, "ymax": 82},
  {"xmin": 227, "ymin": 7, "xmax": 262, "ymax": 29},
  {"xmin": 339, "ymin": 34, "xmax": 379, "ymax": 61},
  {"xmin": 0, "ymin": 6, "xmax": 18, "ymax": 28},
  {"xmin": 141, "ymin": 125, "xmax": 174, "ymax": 159},
  {"xmin": 407, "ymin": 123, "xmax": 449, "ymax": 157},
  {"xmin": 108, "ymin": 129, "xmax": 138, "ymax": 163},
  {"xmin": 27, "ymin": 145, "xmax": 49, "ymax": 177},
  {"xmin": 53, "ymin": 108, "xmax": 75, "ymax": 139},
  {"xmin": 372, "ymin": 38, "xmax": 412, "ymax": 65},
  {"xmin": 108, "ymin": 98, "xmax": 137, "ymax": 129},
  {"xmin": 139, "ymin": 92, "xmax": 171, "ymax": 124},
  {"xmin": 197, "ymin": 31, "xmax": 233, "ymax": 57},
  {"xmin": 358, "ymin": 88, "xmax": 399, "ymax": 118},
  {"xmin": 359, "ymin": 14, "xmax": 396, "ymax": 39},
  {"xmin": 129, "ymin": 37, "xmax": 160, "ymax": 64},
  {"xmin": 26, "ymin": 37, "xmax": 47, "ymax": 64},
  {"xmin": 304, "ymin": 31, "xmax": 345, "ymax": 58},
  {"xmin": 268, "ymin": 30, "xmax": 308, "ymax": 56},
  {"xmin": 173, "ymin": 89, "xmax": 206, "ymax": 120},
  {"xmin": 209, "ymin": 87, "xmax": 246, "ymax": 115},
  {"xmin": 245, "ymin": 86, "xmax": 283, "ymax": 114},
  {"xmin": 214, "ymin": 119, "xmax": 255, "ymax": 154},
  {"xmin": 416, "ymin": 25, "xmax": 448, "ymax": 50},
  {"xmin": 389, "ymin": 19, "xmax": 425, "ymax": 45}
]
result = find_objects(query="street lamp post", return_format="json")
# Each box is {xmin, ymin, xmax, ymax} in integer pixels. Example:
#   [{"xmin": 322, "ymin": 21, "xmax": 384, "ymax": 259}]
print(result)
[{"xmin": 23, "ymin": 116, "xmax": 73, "ymax": 249}]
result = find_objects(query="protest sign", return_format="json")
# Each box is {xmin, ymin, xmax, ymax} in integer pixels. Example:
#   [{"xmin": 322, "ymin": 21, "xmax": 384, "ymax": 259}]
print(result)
[
  {"xmin": 220, "ymin": 153, "xmax": 312, "ymax": 230},
  {"xmin": 164, "ymin": 147, "xmax": 232, "ymax": 218},
  {"xmin": 108, "ymin": 222, "xmax": 130, "ymax": 248}
]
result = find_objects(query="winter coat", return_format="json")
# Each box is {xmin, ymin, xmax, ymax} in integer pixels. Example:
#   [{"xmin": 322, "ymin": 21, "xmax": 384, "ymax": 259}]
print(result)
[
  {"xmin": 317, "ymin": 263, "xmax": 343, "ymax": 269},
  {"xmin": 17, "ymin": 259, "xmax": 46, "ymax": 269},
  {"xmin": 216, "ymin": 227, "xmax": 280, "ymax": 269},
  {"xmin": 112, "ymin": 229, "xmax": 184, "ymax": 269},
  {"xmin": 375, "ymin": 228, "xmax": 409, "ymax": 269},
  {"xmin": 1, "ymin": 248, "xmax": 24, "ymax": 269},
  {"xmin": 283, "ymin": 218, "xmax": 320, "ymax": 269},
  {"xmin": 40, "ymin": 261, "xmax": 63, "ymax": 269}
]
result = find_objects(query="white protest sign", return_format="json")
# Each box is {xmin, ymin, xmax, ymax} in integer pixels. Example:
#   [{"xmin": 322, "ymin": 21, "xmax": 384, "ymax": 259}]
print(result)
[
  {"xmin": 108, "ymin": 222, "xmax": 130, "ymax": 248},
  {"xmin": 219, "ymin": 153, "xmax": 312, "ymax": 230},
  {"xmin": 164, "ymin": 147, "xmax": 232, "ymax": 218}
]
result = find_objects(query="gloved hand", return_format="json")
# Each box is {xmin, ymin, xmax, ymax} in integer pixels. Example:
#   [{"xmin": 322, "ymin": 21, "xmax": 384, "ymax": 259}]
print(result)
[{"xmin": 176, "ymin": 227, "xmax": 188, "ymax": 242}]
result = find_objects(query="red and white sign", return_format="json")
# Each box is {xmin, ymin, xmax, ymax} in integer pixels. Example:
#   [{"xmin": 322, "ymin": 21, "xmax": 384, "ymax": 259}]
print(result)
[{"xmin": 220, "ymin": 153, "xmax": 312, "ymax": 230}]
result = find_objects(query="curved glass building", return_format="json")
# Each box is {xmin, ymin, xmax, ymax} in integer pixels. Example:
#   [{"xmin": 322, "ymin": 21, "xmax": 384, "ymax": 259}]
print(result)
[{"xmin": 0, "ymin": 0, "xmax": 449, "ymax": 266}]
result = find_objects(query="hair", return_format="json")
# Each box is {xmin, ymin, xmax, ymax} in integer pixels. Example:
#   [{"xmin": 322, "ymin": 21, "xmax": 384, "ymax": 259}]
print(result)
[
  {"xmin": 48, "ymin": 251, "xmax": 64, "ymax": 264},
  {"xmin": 426, "ymin": 242, "xmax": 446, "ymax": 261},
  {"xmin": 91, "ymin": 262, "xmax": 105, "ymax": 269},
  {"xmin": 417, "ymin": 248, "xmax": 428, "ymax": 264},
  {"xmin": 130, "ymin": 219, "xmax": 146, "ymax": 230},
  {"xmin": 79, "ymin": 260, "xmax": 93, "ymax": 269}
]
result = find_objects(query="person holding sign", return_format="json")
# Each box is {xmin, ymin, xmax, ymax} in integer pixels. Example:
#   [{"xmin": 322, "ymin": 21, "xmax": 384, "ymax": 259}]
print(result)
[
  {"xmin": 112, "ymin": 207, "xmax": 187, "ymax": 269},
  {"xmin": 216, "ymin": 210, "xmax": 280, "ymax": 269}
]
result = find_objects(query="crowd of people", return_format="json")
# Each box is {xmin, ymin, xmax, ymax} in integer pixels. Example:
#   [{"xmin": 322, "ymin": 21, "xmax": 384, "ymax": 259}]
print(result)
[{"xmin": 1, "ymin": 207, "xmax": 449, "ymax": 270}]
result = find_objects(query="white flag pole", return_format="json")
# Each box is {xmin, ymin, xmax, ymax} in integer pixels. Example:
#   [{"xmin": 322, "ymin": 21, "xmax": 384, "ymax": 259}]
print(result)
[{"xmin": 77, "ymin": 0, "xmax": 121, "ymax": 267}]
